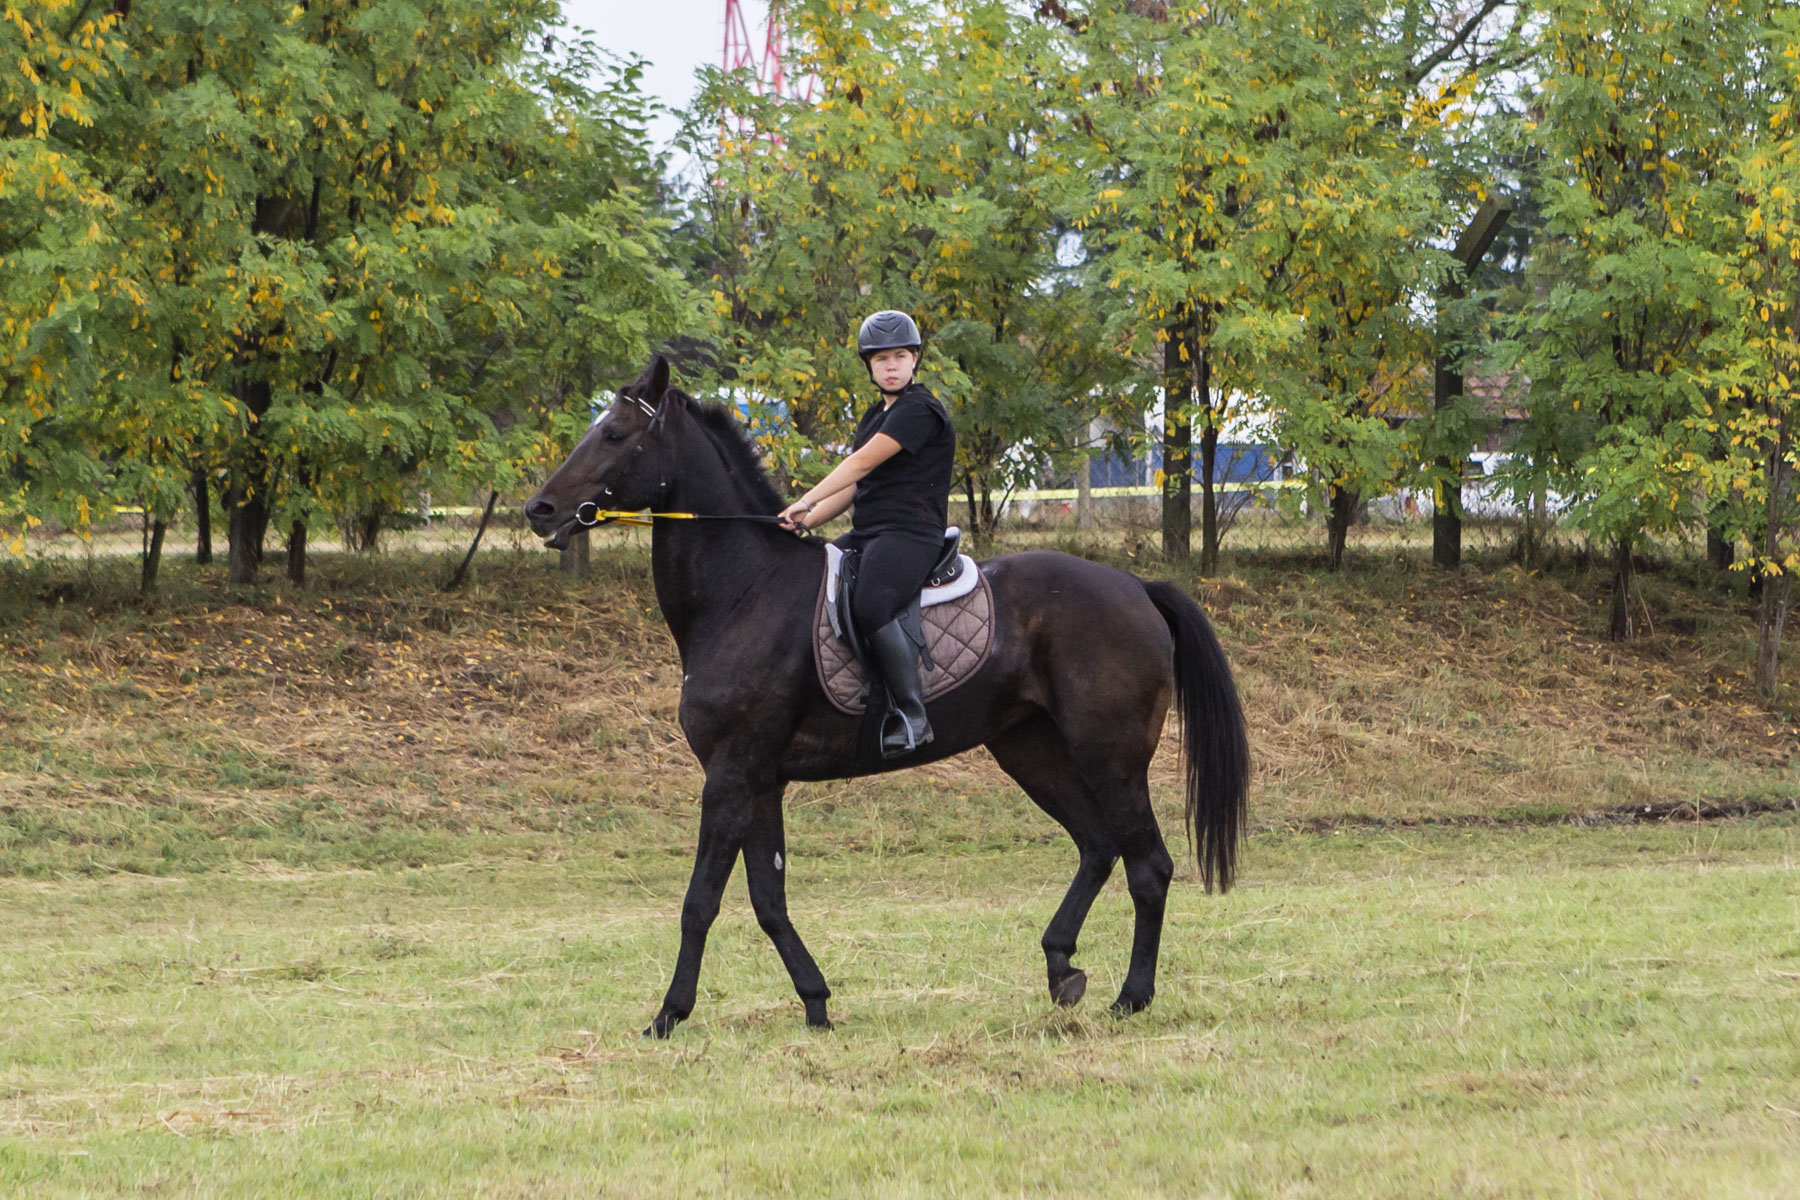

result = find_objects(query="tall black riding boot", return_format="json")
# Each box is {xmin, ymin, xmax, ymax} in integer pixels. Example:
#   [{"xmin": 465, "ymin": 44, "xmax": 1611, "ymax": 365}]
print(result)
[{"xmin": 867, "ymin": 618, "xmax": 934, "ymax": 758}]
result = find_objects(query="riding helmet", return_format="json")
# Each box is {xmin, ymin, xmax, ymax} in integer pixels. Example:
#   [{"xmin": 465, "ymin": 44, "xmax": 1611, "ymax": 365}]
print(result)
[{"xmin": 857, "ymin": 310, "xmax": 923, "ymax": 361}]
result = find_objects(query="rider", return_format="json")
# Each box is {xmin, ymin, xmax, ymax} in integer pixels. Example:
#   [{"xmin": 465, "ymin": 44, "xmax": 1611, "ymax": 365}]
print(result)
[{"xmin": 778, "ymin": 311, "xmax": 957, "ymax": 757}]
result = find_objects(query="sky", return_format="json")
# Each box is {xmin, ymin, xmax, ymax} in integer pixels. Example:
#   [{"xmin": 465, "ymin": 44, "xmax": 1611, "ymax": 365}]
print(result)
[{"xmin": 556, "ymin": 0, "xmax": 769, "ymax": 155}]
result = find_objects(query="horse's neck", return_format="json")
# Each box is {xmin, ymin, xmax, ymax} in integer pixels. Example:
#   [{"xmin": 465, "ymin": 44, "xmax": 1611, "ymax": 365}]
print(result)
[{"xmin": 648, "ymin": 426, "xmax": 797, "ymax": 662}]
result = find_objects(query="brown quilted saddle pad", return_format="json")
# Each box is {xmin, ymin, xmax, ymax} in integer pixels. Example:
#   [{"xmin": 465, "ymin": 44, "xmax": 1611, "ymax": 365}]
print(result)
[{"xmin": 812, "ymin": 565, "xmax": 996, "ymax": 715}]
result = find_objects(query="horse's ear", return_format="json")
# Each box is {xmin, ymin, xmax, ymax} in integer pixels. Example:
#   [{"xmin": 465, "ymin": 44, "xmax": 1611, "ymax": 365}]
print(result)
[{"xmin": 649, "ymin": 355, "xmax": 670, "ymax": 403}]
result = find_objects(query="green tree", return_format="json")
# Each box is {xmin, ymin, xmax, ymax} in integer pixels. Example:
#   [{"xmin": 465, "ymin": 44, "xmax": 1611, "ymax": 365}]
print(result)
[
  {"xmin": 1501, "ymin": 0, "xmax": 1769, "ymax": 638},
  {"xmin": 0, "ymin": 0, "xmax": 129, "ymax": 555},
  {"xmin": 695, "ymin": 0, "xmax": 1122, "ymax": 543},
  {"xmin": 1066, "ymin": 0, "xmax": 1499, "ymax": 570},
  {"xmin": 1705, "ymin": 5, "xmax": 1800, "ymax": 695},
  {"xmin": 4, "ymin": 0, "xmax": 698, "ymax": 585}
]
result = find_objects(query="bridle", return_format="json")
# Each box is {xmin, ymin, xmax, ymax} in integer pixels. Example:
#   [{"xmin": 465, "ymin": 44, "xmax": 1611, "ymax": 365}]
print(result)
[
  {"xmin": 573, "ymin": 391, "xmax": 668, "ymax": 528},
  {"xmin": 571, "ymin": 390, "xmax": 796, "ymax": 533}
]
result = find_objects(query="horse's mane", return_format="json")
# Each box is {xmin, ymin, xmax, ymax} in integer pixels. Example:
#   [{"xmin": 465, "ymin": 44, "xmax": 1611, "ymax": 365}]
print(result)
[{"xmin": 675, "ymin": 389, "xmax": 786, "ymax": 514}]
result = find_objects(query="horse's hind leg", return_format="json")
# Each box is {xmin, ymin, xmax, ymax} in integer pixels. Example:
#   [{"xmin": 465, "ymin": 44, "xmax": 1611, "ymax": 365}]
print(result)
[
  {"xmin": 741, "ymin": 788, "xmax": 833, "ymax": 1029},
  {"xmin": 988, "ymin": 718, "xmax": 1117, "ymax": 1008},
  {"xmin": 1113, "ymin": 810, "xmax": 1174, "ymax": 1015}
]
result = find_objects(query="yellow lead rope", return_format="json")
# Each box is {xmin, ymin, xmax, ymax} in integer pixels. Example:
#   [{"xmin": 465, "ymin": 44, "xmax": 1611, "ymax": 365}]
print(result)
[
  {"xmin": 575, "ymin": 505, "xmax": 789, "ymax": 529},
  {"xmin": 580, "ymin": 509, "xmax": 699, "ymax": 527}
]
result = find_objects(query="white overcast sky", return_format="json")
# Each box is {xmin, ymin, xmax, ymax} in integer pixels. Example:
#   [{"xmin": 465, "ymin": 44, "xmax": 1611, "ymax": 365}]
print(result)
[{"xmin": 557, "ymin": 0, "xmax": 769, "ymax": 155}]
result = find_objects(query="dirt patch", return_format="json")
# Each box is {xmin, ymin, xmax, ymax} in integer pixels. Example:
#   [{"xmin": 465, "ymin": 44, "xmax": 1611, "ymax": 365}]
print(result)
[{"xmin": 1283, "ymin": 794, "xmax": 1799, "ymax": 834}]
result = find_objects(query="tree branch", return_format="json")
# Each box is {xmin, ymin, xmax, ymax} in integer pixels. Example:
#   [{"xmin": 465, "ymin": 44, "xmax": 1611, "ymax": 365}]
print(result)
[{"xmin": 1405, "ymin": 0, "xmax": 1510, "ymax": 86}]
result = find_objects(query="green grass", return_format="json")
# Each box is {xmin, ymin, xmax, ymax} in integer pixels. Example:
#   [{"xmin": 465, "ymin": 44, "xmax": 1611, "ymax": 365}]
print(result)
[{"xmin": 2, "ymin": 818, "xmax": 1798, "ymax": 1197}]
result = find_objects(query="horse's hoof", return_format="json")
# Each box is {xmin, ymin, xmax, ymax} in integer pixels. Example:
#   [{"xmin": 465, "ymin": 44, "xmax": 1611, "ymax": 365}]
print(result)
[
  {"xmin": 1108, "ymin": 992, "xmax": 1153, "ymax": 1018},
  {"xmin": 1050, "ymin": 969, "xmax": 1088, "ymax": 1008},
  {"xmin": 643, "ymin": 1010, "xmax": 685, "ymax": 1039},
  {"xmin": 806, "ymin": 1016, "xmax": 835, "ymax": 1032}
]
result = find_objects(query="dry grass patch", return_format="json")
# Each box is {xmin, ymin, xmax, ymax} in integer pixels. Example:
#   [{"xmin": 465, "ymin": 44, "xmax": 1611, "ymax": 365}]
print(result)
[{"xmin": 1, "ymin": 542, "xmax": 1794, "ymax": 876}]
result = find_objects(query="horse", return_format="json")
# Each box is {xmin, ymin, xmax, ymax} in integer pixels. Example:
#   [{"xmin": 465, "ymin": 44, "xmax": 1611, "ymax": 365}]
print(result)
[{"xmin": 525, "ymin": 356, "xmax": 1250, "ymax": 1037}]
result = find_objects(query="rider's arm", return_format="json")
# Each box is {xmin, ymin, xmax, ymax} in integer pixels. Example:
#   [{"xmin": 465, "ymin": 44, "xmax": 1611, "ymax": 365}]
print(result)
[
  {"xmin": 803, "ymin": 433, "xmax": 903, "ymax": 506},
  {"xmin": 779, "ymin": 433, "xmax": 904, "ymax": 527},
  {"xmin": 800, "ymin": 487, "xmax": 856, "ymax": 529}
]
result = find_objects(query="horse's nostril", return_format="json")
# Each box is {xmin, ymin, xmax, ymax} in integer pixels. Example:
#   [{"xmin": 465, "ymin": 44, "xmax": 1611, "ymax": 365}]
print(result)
[{"xmin": 526, "ymin": 499, "xmax": 557, "ymax": 520}]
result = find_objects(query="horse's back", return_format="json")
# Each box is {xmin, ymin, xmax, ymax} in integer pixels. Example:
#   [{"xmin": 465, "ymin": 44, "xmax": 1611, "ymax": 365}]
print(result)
[
  {"xmin": 978, "ymin": 549, "xmax": 1173, "ymax": 704},
  {"xmin": 980, "ymin": 550, "xmax": 1169, "ymax": 645}
]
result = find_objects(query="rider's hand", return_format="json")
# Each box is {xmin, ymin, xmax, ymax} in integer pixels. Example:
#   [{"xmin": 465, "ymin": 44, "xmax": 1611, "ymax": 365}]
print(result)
[{"xmin": 778, "ymin": 499, "xmax": 813, "ymax": 532}]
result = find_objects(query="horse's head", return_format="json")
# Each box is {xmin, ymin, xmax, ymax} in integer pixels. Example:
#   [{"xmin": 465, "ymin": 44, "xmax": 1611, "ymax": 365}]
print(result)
[{"xmin": 525, "ymin": 356, "xmax": 674, "ymax": 549}]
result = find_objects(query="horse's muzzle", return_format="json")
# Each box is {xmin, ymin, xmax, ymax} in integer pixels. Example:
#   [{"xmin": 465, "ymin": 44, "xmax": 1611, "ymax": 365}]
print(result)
[{"xmin": 524, "ymin": 496, "xmax": 577, "ymax": 548}]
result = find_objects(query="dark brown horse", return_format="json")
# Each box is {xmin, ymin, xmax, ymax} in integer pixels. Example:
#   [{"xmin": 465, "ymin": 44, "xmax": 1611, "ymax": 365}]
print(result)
[{"xmin": 525, "ymin": 357, "xmax": 1250, "ymax": 1037}]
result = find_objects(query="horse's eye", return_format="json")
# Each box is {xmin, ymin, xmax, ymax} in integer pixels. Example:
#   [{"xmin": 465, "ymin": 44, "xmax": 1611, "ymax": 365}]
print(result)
[{"xmin": 603, "ymin": 429, "xmax": 626, "ymax": 444}]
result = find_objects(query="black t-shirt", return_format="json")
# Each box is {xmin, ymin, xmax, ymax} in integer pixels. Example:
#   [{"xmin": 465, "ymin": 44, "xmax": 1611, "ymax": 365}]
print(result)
[{"xmin": 849, "ymin": 383, "xmax": 955, "ymax": 536}]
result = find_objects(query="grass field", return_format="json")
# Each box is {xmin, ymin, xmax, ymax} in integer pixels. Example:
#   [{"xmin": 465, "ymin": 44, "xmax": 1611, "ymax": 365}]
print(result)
[{"xmin": 2, "ymin": 542, "xmax": 1797, "ymax": 1195}]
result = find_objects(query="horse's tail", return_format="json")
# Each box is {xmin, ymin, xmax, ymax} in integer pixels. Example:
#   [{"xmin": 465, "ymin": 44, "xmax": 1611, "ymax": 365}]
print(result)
[{"xmin": 1143, "ymin": 579, "xmax": 1250, "ymax": 893}]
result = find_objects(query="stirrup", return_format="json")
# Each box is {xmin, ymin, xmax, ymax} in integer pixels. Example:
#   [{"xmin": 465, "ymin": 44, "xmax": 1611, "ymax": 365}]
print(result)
[{"xmin": 879, "ymin": 702, "xmax": 934, "ymax": 758}]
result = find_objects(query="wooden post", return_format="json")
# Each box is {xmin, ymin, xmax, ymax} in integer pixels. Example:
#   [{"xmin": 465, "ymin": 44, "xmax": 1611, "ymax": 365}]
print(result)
[
  {"xmin": 1434, "ymin": 194, "xmax": 1514, "ymax": 570},
  {"xmin": 561, "ymin": 526, "xmax": 590, "ymax": 577}
]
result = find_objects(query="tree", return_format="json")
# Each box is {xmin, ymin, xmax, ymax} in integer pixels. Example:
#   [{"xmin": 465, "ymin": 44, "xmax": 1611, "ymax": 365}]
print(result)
[
  {"xmin": 1501, "ymin": 0, "xmax": 1771, "ymax": 638},
  {"xmin": 1068, "ymin": 0, "xmax": 1487, "ymax": 571},
  {"xmin": 4, "ymin": 0, "xmax": 699, "ymax": 585},
  {"xmin": 0, "ymin": 0, "xmax": 129, "ymax": 556},
  {"xmin": 1706, "ymin": 4, "xmax": 1800, "ymax": 695},
  {"xmin": 693, "ymin": 0, "xmax": 1122, "ymax": 544}
]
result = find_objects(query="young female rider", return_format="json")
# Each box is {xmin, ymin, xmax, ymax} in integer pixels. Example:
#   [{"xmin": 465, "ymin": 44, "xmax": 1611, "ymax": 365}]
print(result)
[{"xmin": 777, "ymin": 311, "xmax": 957, "ymax": 757}]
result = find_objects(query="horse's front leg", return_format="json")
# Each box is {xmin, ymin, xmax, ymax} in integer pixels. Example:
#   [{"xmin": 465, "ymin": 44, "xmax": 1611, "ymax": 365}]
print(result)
[
  {"xmin": 741, "ymin": 787, "xmax": 832, "ymax": 1029},
  {"xmin": 646, "ymin": 778, "xmax": 748, "ymax": 1038}
]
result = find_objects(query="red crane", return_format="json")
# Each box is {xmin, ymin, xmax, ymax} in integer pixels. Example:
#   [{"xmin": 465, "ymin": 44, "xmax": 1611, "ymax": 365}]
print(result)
[{"xmin": 722, "ymin": 0, "xmax": 813, "ymax": 105}]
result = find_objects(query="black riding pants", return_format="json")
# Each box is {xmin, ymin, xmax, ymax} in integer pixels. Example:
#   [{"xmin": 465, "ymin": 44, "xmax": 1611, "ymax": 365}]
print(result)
[{"xmin": 836, "ymin": 528, "xmax": 942, "ymax": 633}]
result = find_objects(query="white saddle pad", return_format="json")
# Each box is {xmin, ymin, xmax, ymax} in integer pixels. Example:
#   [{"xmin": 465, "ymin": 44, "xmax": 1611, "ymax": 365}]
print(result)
[{"xmin": 824, "ymin": 543, "xmax": 980, "ymax": 609}]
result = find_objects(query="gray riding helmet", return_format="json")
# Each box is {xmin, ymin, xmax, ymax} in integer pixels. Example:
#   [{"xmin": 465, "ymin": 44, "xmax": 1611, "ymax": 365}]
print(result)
[{"xmin": 857, "ymin": 310, "xmax": 923, "ymax": 361}]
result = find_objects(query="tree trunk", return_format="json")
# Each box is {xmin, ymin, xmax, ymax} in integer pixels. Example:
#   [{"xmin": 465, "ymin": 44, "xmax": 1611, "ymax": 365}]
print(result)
[
  {"xmin": 1161, "ymin": 321, "xmax": 1192, "ymax": 564},
  {"xmin": 224, "ymin": 371, "xmax": 272, "ymax": 583},
  {"xmin": 1076, "ymin": 454, "xmax": 1092, "ymax": 531},
  {"xmin": 221, "ymin": 194, "xmax": 300, "ymax": 585},
  {"xmin": 560, "ymin": 526, "xmax": 590, "ymax": 576},
  {"xmin": 349, "ymin": 505, "xmax": 385, "ymax": 552},
  {"xmin": 1706, "ymin": 523, "xmax": 1734, "ymax": 572},
  {"xmin": 287, "ymin": 518, "xmax": 307, "ymax": 587},
  {"xmin": 1326, "ymin": 484, "xmax": 1359, "ymax": 571},
  {"xmin": 1195, "ymin": 333, "xmax": 1219, "ymax": 574},
  {"xmin": 1434, "ymin": 196, "xmax": 1511, "ymax": 569},
  {"xmin": 226, "ymin": 482, "xmax": 268, "ymax": 584},
  {"xmin": 1525, "ymin": 480, "xmax": 1548, "ymax": 570},
  {"xmin": 192, "ymin": 465, "xmax": 212, "ymax": 564},
  {"xmin": 140, "ymin": 518, "xmax": 167, "ymax": 594},
  {"xmin": 1607, "ymin": 536, "xmax": 1634, "ymax": 641},
  {"xmin": 1754, "ymin": 403, "xmax": 1792, "ymax": 695},
  {"xmin": 1432, "ymin": 354, "xmax": 1464, "ymax": 570},
  {"xmin": 1199, "ymin": 422, "xmax": 1219, "ymax": 575},
  {"xmin": 1754, "ymin": 571, "xmax": 1792, "ymax": 698},
  {"xmin": 443, "ymin": 491, "xmax": 500, "ymax": 591}
]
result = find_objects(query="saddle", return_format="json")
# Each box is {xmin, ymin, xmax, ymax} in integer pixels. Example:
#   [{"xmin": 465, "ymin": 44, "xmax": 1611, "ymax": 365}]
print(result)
[{"xmin": 813, "ymin": 528, "xmax": 996, "ymax": 715}]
